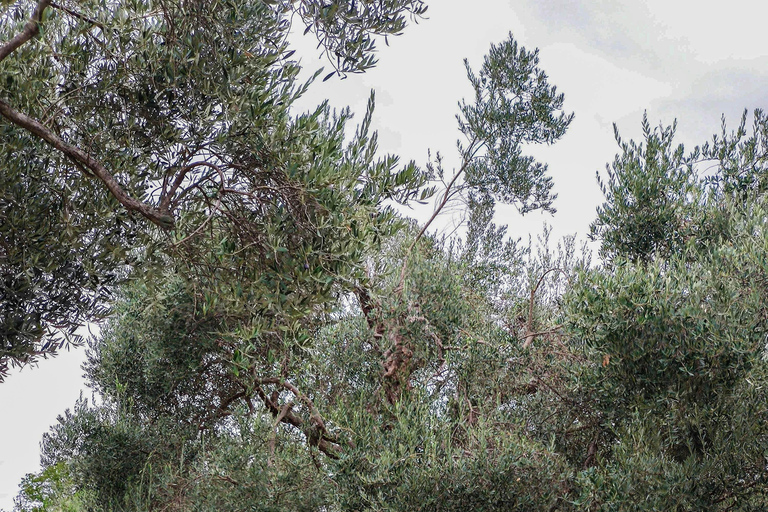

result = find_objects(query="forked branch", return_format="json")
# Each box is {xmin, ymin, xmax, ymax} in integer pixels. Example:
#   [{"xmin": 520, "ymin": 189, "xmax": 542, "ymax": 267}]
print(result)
[
  {"xmin": 254, "ymin": 376, "xmax": 342, "ymax": 459},
  {"xmin": 522, "ymin": 267, "xmax": 567, "ymax": 348}
]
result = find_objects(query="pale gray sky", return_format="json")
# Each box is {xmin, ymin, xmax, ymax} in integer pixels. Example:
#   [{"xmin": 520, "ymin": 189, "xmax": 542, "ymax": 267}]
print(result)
[{"xmin": 2, "ymin": 1, "xmax": 767, "ymax": 507}]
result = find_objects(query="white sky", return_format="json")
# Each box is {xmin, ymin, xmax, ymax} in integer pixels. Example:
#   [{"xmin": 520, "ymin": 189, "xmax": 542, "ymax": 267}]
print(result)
[{"xmin": 2, "ymin": 0, "xmax": 768, "ymax": 507}]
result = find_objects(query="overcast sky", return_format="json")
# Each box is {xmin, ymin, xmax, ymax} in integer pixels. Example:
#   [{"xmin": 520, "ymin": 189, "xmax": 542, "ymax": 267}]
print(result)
[{"xmin": 2, "ymin": 0, "xmax": 767, "ymax": 507}]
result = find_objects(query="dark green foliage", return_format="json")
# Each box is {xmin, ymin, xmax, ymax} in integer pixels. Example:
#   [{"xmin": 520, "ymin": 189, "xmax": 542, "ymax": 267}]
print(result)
[
  {"xmin": 567, "ymin": 247, "xmax": 765, "ymax": 419},
  {"xmin": 703, "ymin": 109, "xmax": 768, "ymax": 199},
  {"xmin": 591, "ymin": 115, "xmax": 697, "ymax": 262},
  {"xmin": 0, "ymin": 128, "xmax": 130, "ymax": 380},
  {"xmin": 333, "ymin": 399, "xmax": 575, "ymax": 512},
  {"xmin": 461, "ymin": 35, "xmax": 574, "ymax": 214},
  {"xmin": 38, "ymin": 399, "xmax": 185, "ymax": 510},
  {"xmin": 591, "ymin": 109, "xmax": 768, "ymax": 263},
  {"xmin": 84, "ymin": 275, "xmax": 239, "ymax": 428},
  {"xmin": 286, "ymin": 0, "xmax": 428, "ymax": 76},
  {"xmin": 569, "ymin": 111, "xmax": 768, "ymax": 510}
]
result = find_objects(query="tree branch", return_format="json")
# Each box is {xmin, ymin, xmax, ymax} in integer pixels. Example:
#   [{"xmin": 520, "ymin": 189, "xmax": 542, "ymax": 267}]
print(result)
[
  {"xmin": 396, "ymin": 137, "xmax": 479, "ymax": 291},
  {"xmin": 522, "ymin": 267, "xmax": 567, "ymax": 348},
  {"xmin": 355, "ymin": 285, "xmax": 384, "ymax": 346},
  {"xmin": 0, "ymin": 0, "xmax": 51, "ymax": 64},
  {"xmin": 254, "ymin": 377, "xmax": 342, "ymax": 459},
  {"xmin": 50, "ymin": 2, "xmax": 105, "ymax": 29},
  {"xmin": 0, "ymin": 99, "xmax": 174, "ymax": 229},
  {"xmin": 160, "ymin": 161, "xmax": 224, "ymax": 214},
  {"xmin": 1, "ymin": 0, "xmax": 174, "ymax": 229}
]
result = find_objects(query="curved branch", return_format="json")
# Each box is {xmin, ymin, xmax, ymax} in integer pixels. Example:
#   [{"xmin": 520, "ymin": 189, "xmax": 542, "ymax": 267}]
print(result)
[
  {"xmin": 254, "ymin": 376, "xmax": 342, "ymax": 459},
  {"xmin": 160, "ymin": 161, "xmax": 223, "ymax": 213},
  {"xmin": 0, "ymin": 99, "xmax": 174, "ymax": 229},
  {"xmin": 0, "ymin": 0, "xmax": 50, "ymax": 64},
  {"xmin": 1, "ymin": 0, "xmax": 174, "ymax": 229}
]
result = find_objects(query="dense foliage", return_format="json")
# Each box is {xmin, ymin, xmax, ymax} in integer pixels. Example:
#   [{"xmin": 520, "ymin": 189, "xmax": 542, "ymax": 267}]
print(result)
[
  {"xmin": 0, "ymin": 0, "xmax": 428, "ymax": 378},
  {"xmin": 3, "ymin": 0, "xmax": 768, "ymax": 510}
]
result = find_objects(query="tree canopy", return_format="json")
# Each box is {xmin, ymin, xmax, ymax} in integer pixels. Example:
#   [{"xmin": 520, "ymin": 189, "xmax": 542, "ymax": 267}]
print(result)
[
  {"xmin": 4, "ymin": 0, "xmax": 768, "ymax": 511},
  {"xmin": 1, "ymin": 0, "xmax": 429, "ymax": 378}
]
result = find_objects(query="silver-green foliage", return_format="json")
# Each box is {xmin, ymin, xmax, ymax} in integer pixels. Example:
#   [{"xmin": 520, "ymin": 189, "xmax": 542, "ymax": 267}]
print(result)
[{"xmin": 0, "ymin": 0, "xmax": 428, "ymax": 378}]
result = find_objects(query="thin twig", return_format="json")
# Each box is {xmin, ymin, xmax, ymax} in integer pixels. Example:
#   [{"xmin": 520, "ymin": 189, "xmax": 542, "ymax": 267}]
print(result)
[
  {"xmin": 396, "ymin": 137, "xmax": 480, "ymax": 291},
  {"xmin": 50, "ymin": 2, "xmax": 105, "ymax": 29}
]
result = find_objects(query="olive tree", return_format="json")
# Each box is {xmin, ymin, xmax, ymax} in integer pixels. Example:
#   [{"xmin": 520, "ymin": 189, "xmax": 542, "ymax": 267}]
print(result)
[{"xmin": 0, "ymin": 0, "xmax": 427, "ymax": 379}]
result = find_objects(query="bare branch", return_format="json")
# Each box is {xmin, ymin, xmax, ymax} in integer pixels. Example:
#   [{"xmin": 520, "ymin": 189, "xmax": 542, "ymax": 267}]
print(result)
[
  {"xmin": 160, "ymin": 161, "xmax": 224, "ymax": 213},
  {"xmin": 396, "ymin": 136, "xmax": 480, "ymax": 291},
  {"xmin": 268, "ymin": 401, "xmax": 294, "ymax": 467},
  {"xmin": 254, "ymin": 377, "xmax": 342, "ymax": 459},
  {"xmin": 523, "ymin": 268, "xmax": 568, "ymax": 348}
]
